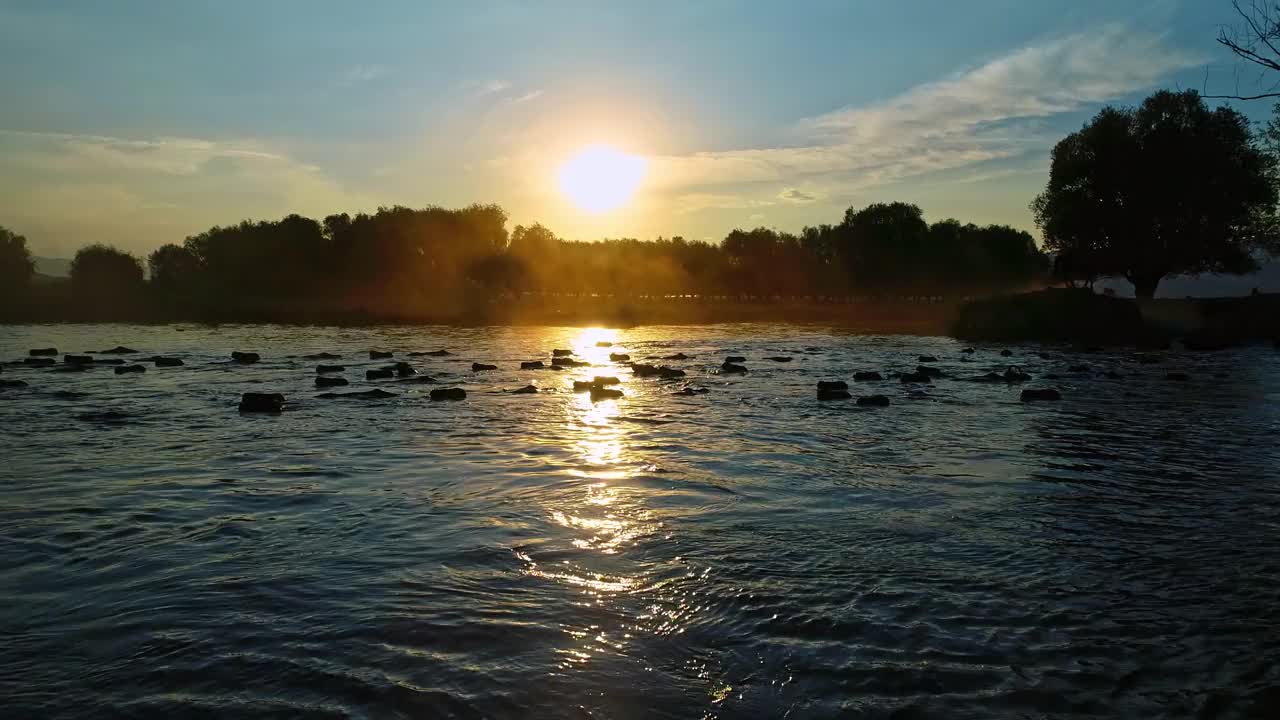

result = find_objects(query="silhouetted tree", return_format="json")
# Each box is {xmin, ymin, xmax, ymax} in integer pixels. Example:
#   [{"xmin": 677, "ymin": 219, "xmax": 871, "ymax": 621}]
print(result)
[
  {"xmin": 0, "ymin": 225, "xmax": 36, "ymax": 302},
  {"xmin": 148, "ymin": 243, "xmax": 203, "ymax": 297},
  {"xmin": 70, "ymin": 244, "xmax": 145, "ymax": 306},
  {"xmin": 1032, "ymin": 89, "xmax": 1277, "ymax": 299},
  {"xmin": 1212, "ymin": 1, "xmax": 1280, "ymax": 100},
  {"xmin": 840, "ymin": 202, "xmax": 932, "ymax": 291}
]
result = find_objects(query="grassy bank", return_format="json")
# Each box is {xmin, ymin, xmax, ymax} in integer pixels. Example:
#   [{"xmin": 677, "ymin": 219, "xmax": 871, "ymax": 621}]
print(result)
[{"xmin": 952, "ymin": 288, "xmax": 1280, "ymax": 345}]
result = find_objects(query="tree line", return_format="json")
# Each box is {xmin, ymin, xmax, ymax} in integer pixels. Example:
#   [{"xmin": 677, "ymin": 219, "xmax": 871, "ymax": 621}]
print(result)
[{"xmin": 0, "ymin": 203, "xmax": 1048, "ymax": 321}]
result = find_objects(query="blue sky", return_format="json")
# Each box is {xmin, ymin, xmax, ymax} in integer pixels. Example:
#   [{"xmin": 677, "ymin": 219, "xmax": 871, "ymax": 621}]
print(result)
[{"xmin": 0, "ymin": 0, "xmax": 1267, "ymax": 257}]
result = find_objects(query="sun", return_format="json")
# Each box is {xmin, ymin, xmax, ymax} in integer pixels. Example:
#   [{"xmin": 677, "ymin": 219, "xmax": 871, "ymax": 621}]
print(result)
[{"xmin": 558, "ymin": 145, "xmax": 647, "ymax": 214}]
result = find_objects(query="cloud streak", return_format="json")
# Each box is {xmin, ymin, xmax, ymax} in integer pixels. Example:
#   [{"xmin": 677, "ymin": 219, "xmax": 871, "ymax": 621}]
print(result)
[
  {"xmin": 653, "ymin": 25, "xmax": 1201, "ymax": 204},
  {"xmin": 0, "ymin": 129, "xmax": 371, "ymax": 254}
]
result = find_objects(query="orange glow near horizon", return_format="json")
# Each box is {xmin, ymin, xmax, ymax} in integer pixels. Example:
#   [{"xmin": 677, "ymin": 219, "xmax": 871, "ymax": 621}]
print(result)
[{"xmin": 557, "ymin": 145, "xmax": 647, "ymax": 214}]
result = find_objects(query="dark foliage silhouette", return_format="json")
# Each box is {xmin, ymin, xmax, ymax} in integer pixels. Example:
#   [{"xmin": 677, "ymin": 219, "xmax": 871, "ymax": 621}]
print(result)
[
  {"xmin": 1032, "ymin": 90, "xmax": 1277, "ymax": 299},
  {"xmin": 70, "ymin": 244, "xmax": 145, "ymax": 306},
  {"xmin": 6, "ymin": 201, "xmax": 1047, "ymax": 322},
  {"xmin": 0, "ymin": 225, "xmax": 35, "ymax": 302}
]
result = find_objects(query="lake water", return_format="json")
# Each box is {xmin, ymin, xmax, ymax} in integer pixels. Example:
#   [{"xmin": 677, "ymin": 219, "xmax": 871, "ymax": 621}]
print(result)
[{"xmin": 2, "ymin": 324, "xmax": 1278, "ymax": 719}]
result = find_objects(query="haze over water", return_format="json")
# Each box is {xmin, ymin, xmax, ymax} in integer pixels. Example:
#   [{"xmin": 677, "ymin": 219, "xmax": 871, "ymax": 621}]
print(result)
[{"xmin": 2, "ymin": 324, "xmax": 1279, "ymax": 718}]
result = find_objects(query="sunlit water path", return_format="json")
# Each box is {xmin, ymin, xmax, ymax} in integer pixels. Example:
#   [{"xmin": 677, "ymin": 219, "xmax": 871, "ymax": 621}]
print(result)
[{"xmin": 2, "ymin": 324, "xmax": 1278, "ymax": 718}]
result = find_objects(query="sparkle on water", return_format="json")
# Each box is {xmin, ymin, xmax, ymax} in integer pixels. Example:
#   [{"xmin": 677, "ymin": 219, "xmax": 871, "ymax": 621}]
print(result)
[{"xmin": 2, "ymin": 323, "xmax": 1279, "ymax": 718}]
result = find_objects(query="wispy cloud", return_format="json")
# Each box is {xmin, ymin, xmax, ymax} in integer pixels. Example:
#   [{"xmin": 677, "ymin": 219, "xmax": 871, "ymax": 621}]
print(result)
[
  {"xmin": 0, "ymin": 129, "xmax": 372, "ymax": 254},
  {"xmin": 510, "ymin": 89, "xmax": 544, "ymax": 104},
  {"xmin": 653, "ymin": 25, "xmax": 1201, "ymax": 203},
  {"xmin": 477, "ymin": 79, "xmax": 511, "ymax": 96},
  {"xmin": 777, "ymin": 188, "xmax": 822, "ymax": 204},
  {"xmin": 336, "ymin": 64, "xmax": 388, "ymax": 87},
  {"xmin": 674, "ymin": 192, "xmax": 774, "ymax": 214}
]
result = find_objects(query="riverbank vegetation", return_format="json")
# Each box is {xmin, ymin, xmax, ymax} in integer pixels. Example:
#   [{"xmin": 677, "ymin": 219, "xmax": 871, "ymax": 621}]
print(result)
[{"xmin": 0, "ymin": 203, "xmax": 1046, "ymax": 325}]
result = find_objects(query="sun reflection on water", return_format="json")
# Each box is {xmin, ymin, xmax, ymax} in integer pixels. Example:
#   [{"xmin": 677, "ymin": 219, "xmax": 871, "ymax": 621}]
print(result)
[{"xmin": 512, "ymin": 327, "xmax": 713, "ymax": 675}]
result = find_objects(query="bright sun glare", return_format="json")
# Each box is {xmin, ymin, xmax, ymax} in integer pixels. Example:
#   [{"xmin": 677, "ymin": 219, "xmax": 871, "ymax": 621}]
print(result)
[{"xmin": 558, "ymin": 145, "xmax": 647, "ymax": 214}]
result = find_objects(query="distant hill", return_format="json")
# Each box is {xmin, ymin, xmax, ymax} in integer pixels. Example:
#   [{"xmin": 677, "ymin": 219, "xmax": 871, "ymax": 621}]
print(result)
[
  {"xmin": 33, "ymin": 257, "xmax": 72, "ymax": 278},
  {"xmin": 1096, "ymin": 259, "xmax": 1280, "ymax": 298}
]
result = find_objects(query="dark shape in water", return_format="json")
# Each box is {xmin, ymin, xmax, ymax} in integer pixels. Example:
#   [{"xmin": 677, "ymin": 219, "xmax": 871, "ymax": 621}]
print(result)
[
  {"xmin": 114, "ymin": 364, "xmax": 145, "ymax": 375},
  {"xmin": 552, "ymin": 357, "xmax": 588, "ymax": 367},
  {"xmin": 318, "ymin": 389, "xmax": 397, "ymax": 399},
  {"xmin": 1166, "ymin": 372, "xmax": 1190, "ymax": 382},
  {"xmin": 23, "ymin": 357, "xmax": 55, "ymax": 366},
  {"xmin": 239, "ymin": 392, "xmax": 284, "ymax": 413},
  {"xmin": 303, "ymin": 352, "xmax": 342, "ymax": 360},
  {"xmin": 64, "ymin": 355, "xmax": 94, "ymax": 365},
  {"xmin": 918, "ymin": 355, "xmax": 938, "ymax": 363},
  {"xmin": 724, "ymin": 355, "xmax": 746, "ymax": 363},
  {"xmin": 632, "ymin": 363, "xmax": 685, "ymax": 378},
  {"xmin": 857, "ymin": 394, "xmax": 891, "ymax": 407},
  {"xmin": 1105, "ymin": 370, "xmax": 1124, "ymax": 379},
  {"xmin": 1003, "ymin": 366, "xmax": 1031, "ymax": 382},
  {"xmin": 573, "ymin": 376, "xmax": 622, "ymax": 392},
  {"xmin": 315, "ymin": 376, "xmax": 349, "ymax": 388},
  {"xmin": 590, "ymin": 386, "xmax": 623, "ymax": 400},
  {"xmin": 552, "ymin": 349, "xmax": 573, "ymax": 357},
  {"xmin": 425, "ymin": 350, "xmax": 452, "ymax": 357},
  {"xmin": 721, "ymin": 362, "xmax": 748, "ymax": 374},
  {"xmin": 316, "ymin": 364, "xmax": 345, "ymax": 373},
  {"xmin": 99, "ymin": 346, "xmax": 138, "ymax": 354},
  {"xmin": 673, "ymin": 386, "xmax": 709, "ymax": 396},
  {"xmin": 1068, "ymin": 364, "xmax": 1090, "ymax": 374},
  {"xmin": 960, "ymin": 347, "xmax": 975, "ymax": 354},
  {"xmin": 1038, "ymin": 352, "xmax": 1054, "ymax": 360},
  {"xmin": 915, "ymin": 365, "xmax": 944, "ymax": 378},
  {"xmin": 366, "ymin": 368, "xmax": 394, "ymax": 380},
  {"xmin": 609, "ymin": 352, "xmax": 631, "ymax": 362},
  {"xmin": 663, "ymin": 353, "xmax": 692, "ymax": 360},
  {"xmin": 472, "ymin": 363, "xmax": 498, "ymax": 371},
  {"xmin": 817, "ymin": 387, "xmax": 851, "ymax": 400},
  {"xmin": 511, "ymin": 385, "xmax": 539, "ymax": 394},
  {"xmin": 28, "ymin": 348, "xmax": 58, "ymax": 356},
  {"xmin": 1021, "ymin": 388, "xmax": 1061, "ymax": 401},
  {"xmin": 1000, "ymin": 349, "xmax": 1013, "ymax": 357},
  {"xmin": 898, "ymin": 371, "xmax": 932, "ymax": 383},
  {"xmin": 853, "ymin": 371, "xmax": 882, "ymax": 382},
  {"xmin": 521, "ymin": 361, "xmax": 545, "ymax": 370},
  {"xmin": 765, "ymin": 356, "xmax": 793, "ymax": 362},
  {"xmin": 369, "ymin": 350, "xmax": 393, "ymax": 359},
  {"xmin": 393, "ymin": 361, "xmax": 416, "ymax": 377},
  {"xmin": 153, "ymin": 357, "xmax": 184, "ymax": 367},
  {"xmin": 231, "ymin": 351, "xmax": 260, "ymax": 364},
  {"xmin": 0, "ymin": 379, "xmax": 28, "ymax": 388},
  {"xmin": 430, "ymin": 387, "xmax": 466, "ymax": 401},
  {"xmin": 816, "ymin": 380, "xmax": 848, "ymax": 391}
]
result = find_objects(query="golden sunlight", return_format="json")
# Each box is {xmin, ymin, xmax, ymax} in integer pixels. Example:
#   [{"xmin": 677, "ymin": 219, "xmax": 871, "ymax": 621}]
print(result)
[{"xmin": 557, "ymin": 145, "xmax": 647, "ymax": 214}]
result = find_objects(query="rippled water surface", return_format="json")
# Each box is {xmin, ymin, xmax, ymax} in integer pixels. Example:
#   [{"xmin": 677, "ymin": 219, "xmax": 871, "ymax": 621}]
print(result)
[{"xmin": 2, "ymin": 324, "xmax": 1279, "ymax": 719}]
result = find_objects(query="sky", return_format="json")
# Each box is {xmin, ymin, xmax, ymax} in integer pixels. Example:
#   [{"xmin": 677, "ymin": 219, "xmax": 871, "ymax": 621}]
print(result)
[{"xmin": 0, "ymin": 0, "xmax": 1270, "ymax": 258}]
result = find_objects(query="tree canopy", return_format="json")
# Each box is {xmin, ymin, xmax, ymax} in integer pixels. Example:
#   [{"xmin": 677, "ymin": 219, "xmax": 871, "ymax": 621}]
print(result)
[
  {"xmin": 70, "ymin": 244, "xmax": 145, "ymax": 306},
  {"xmin": 0, "ymin": 225, "xmax": 35, "ymax": 301},
  {"xmin": 5, "ymin": 200, "xmax": 1049, "ymax": 321},
  {"xmin": 1031, "ymin": 89, "xmax": 1277, "ymax": 298}
]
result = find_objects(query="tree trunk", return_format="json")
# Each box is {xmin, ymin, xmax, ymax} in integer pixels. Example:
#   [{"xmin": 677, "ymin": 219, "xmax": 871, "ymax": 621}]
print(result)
[{"xmin": 1130, "ymin": 273, "xmax": 1161, "ymax": 300}]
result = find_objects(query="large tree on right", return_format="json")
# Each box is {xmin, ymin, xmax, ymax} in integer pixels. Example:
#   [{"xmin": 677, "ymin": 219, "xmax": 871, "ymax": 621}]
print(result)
[{"xmin": 1032, "ymin": 90, "xmax": 1278, "ymax": 299}]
